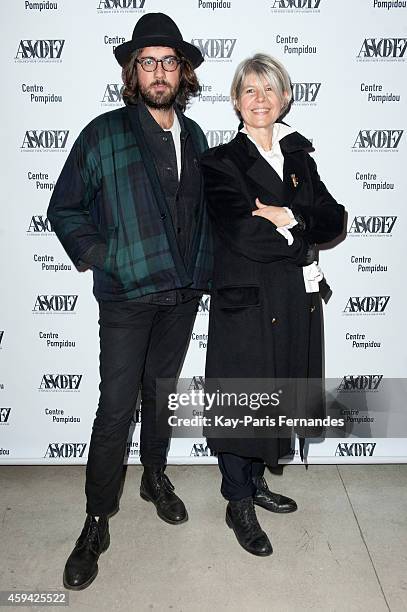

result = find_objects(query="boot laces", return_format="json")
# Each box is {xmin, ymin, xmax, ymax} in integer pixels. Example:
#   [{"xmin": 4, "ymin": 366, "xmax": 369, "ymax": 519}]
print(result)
[
  {"xmin": 235, "ymin": 498, "xmax": 262, "ymax": 536},
  {"xmin": 79, "ymin": 517, "xmax": 102, "ymax": 554},
  {"xmin": 157, "ymin": 472, "xmax": 175, "ymax": 496},
  {"xmin": 255, "ymin": 476, "xmax": 269, "ymax": 492}
]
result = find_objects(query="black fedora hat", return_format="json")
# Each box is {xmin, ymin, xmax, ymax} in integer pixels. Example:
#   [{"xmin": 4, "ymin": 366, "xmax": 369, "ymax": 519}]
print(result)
[{"xmin": 114, "ymin": 12, "xmax": 204, "ymax": 68}]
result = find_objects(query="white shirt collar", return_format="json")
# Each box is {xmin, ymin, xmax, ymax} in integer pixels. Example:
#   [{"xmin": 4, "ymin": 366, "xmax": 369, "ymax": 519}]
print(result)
[{"xmin": 240, "ymin": 122, "xmax": 296, "ymax": 153}]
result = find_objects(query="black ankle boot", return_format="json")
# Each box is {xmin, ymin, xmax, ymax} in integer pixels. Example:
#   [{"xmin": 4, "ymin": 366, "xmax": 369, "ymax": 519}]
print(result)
[
  {"xmin": 253, "ymin": 476, "xmax": 298, "ymax": 513},
  {"xmin": 226, "ymin": 496, "xmax": 272, "ymax": 556},
  {"xmin": 140, "ymin": 466, "xmax": 188, "ymax": 524},
  {"xmin": 63, "ymin": 515, "xmax": 110, "ymax": 590}
]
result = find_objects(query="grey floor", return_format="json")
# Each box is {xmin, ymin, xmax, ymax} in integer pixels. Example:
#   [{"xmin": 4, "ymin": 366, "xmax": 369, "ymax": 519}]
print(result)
[{"xmin": 0, "ymin": 465, "xmax": 406, "ymax": 612}]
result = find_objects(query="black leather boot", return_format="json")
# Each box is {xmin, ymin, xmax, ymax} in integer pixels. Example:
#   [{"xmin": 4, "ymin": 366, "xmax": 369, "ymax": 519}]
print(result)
[
  {"xmin": 253, "ymin": 475, "xmax": 298, "ymax": 513},
  {"xmin": 140, "ymin": 466, "xmax": 188, "ymax": 524},
  {"xmin": 63, "ymin": 515, "xmax": 110, "ymax": 590},
  {"xmin": 226, "ymin": 496, "xmax": 272, "ymax": 556}
]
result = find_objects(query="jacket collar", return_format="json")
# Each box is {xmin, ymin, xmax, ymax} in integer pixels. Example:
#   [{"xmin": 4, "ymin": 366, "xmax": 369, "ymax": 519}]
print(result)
[
  {"xmin": 133, "ymin": 101, "xmax": 187, "ymax": 136},
  {"xmin": 236, "ymin": 122, "xmax": 314, "ymax": 158}
]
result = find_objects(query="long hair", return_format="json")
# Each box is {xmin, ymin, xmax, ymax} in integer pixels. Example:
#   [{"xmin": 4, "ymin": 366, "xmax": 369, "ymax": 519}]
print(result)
[{"xmin": 121, "ymin": 48, "xmax": 200, "ymax": 112}]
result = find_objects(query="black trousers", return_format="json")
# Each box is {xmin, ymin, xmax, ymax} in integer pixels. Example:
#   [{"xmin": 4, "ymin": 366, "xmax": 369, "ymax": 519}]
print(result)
[
  {"xmin": 85, "ymin": 297, "xmax": 199, "ymax": 516},
  {"xmin": 218, "ymin": 453, "xmax": 266, "ymax": 501}
]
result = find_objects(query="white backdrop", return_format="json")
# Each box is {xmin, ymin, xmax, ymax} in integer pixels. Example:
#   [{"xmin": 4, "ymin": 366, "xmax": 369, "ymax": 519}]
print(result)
[{"xmin": 1, "ymin": 0, "xmax": 406, "ymax": 464}]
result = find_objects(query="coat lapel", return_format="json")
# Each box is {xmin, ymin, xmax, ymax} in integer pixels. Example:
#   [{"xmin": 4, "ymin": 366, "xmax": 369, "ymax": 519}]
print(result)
[
  {"xmin": 246, "ymin": 156, "xmax": 284, "ymax": 201},
  {"xmin": 232, "ymin": 134, "xmax": 283, "ymax": 206},
  {"xmin": 281, "ymin": 131, "xmax": 314, "ymax": 205},
  {"xmin": 232, "ymin": 128, "xmax": 314, "ymax": 207}
]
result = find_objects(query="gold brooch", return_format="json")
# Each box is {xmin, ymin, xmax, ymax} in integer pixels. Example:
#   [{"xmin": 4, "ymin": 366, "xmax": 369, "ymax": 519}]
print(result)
[{"xmin": 290, "ymin": 173, "xmax": 299, "ymax": 188}]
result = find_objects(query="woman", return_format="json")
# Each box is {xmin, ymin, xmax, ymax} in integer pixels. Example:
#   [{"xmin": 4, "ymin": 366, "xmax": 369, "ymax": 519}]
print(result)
[{"xmin": 201, "ymin": 54, "xmax": 345, "ymax": 557}]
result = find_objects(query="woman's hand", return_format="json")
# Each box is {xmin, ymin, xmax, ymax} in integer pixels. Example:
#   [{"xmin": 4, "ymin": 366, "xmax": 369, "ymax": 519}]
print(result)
[{"xmin": 252, "ymin": 198, "xmax": 292, "ymax": 227}]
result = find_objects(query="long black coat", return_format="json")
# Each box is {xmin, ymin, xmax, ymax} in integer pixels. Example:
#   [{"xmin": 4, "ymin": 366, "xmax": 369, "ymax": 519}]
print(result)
[{"xmin": 200, "ymin": 128, "xmax": 345, "ymax": 465}]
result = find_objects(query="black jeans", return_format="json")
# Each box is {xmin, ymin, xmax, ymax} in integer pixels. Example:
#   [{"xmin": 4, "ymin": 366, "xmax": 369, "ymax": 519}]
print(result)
[
  {"xmin": 85, "ymin": 296, "xmax": 199, "ymax": 516},
  {"xmin": 218, "ymin": 453, "xmax": 266, "ymax": 501}
]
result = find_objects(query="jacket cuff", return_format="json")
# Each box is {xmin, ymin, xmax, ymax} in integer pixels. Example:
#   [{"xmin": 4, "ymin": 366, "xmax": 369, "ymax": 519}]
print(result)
[{"xmin": 290, "ymin": 206, "xmax": 307, "ymax": 232}]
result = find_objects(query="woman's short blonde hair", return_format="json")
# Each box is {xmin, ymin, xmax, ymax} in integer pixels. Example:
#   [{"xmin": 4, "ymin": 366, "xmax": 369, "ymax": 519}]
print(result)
[{"xmin": 230, "ymin": 53, "xmax": 292, "ymax": 120}]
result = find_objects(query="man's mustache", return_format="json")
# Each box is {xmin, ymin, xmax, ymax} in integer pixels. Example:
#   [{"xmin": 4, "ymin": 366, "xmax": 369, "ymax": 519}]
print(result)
[{"xmin": 150, "ymin": 79, "xmax": 171, "ymax": 88}]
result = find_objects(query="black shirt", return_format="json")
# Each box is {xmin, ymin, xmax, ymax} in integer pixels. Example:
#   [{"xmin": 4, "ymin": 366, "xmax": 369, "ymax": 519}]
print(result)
[{"xmin": 82, "ymin": 101, "xmax": 204, "ymax": 305}]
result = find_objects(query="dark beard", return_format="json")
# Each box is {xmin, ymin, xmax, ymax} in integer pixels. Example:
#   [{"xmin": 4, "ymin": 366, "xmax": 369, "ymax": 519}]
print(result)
[{"xmin": 139, "ymin": 80, "xmax": 178, "ymax": 110}]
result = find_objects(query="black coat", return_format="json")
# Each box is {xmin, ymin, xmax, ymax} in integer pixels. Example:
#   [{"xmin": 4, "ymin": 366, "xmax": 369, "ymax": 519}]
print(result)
[{"xmin": 200, "ymin": 128, "xmax": 345, "ymax": 464}]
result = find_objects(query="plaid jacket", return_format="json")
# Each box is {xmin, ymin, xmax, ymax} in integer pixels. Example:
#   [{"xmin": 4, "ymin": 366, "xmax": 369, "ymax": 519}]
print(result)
[{"xmin": 47, "ymin": 104, "xmax": 212, "ymax": 300}]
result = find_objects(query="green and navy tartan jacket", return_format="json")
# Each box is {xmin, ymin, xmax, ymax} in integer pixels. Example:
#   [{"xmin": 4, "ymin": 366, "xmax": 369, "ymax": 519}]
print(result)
[{"xmin": 47, "ymin": 104, "xmax": 213, "ymax": 300}]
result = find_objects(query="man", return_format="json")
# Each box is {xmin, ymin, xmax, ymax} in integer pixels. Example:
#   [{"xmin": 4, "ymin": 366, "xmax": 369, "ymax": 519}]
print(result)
[{"xmin": 47, "ymin": 13, "xmax": 211, "ymax": 590}]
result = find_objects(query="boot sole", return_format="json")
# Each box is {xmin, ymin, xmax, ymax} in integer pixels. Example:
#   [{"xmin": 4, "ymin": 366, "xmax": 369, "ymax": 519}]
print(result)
[
  {"xmin": 62, "ymin": 533, "xmax": 110, "ymax": 591},
  {"xmin": 225, "ymin": 511, "xmax": 273, "ymax": 557},
  {"xmin": 140, "ymin": 490, "xmax": 188, "ymax": 525}
]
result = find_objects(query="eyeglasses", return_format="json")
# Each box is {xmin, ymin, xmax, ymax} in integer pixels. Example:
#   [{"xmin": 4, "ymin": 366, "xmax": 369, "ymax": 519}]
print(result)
[{"xmin": 136, "ymin": 56, "xmax": 182, "ymax": 72}]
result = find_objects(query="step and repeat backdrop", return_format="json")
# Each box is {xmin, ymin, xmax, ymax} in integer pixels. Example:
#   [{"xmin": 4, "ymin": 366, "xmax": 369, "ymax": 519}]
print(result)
[{"xmin": 1, "ymin": 0, "xmax": 406, "ymax": 465}]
